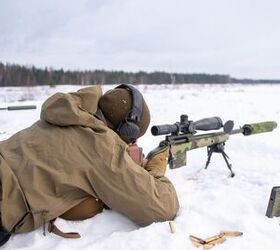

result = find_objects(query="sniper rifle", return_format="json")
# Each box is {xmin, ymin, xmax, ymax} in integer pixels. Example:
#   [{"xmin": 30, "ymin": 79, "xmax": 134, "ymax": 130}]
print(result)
[
  {"xmin": 0, "ymin": 105, "xmax": 37, "ymax": 134},
  {"xmin": 0, "ymin": 105, "xmax": 37, "ymax": 111},
  {"xmin": 147, "ymin": 115, "xmax": 277, "ymax": 177}
]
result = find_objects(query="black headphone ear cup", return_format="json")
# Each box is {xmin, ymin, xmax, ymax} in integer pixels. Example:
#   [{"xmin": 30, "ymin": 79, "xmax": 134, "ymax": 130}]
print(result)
[{"xmin": 117, "ymin": 121, "xmax": 140, "ymax": 141}]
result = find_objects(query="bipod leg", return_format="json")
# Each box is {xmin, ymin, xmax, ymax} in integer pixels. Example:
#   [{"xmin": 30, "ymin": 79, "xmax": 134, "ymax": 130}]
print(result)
[
  {"xmin": 205, "ymin": 146, "xmax": 214, "ymax": 169},
  {"xmin": 204, "ymin": 143, "xmax": 235, "ymax": 178},
  {"xmin": 220, "ymin": 150, "xmax": 235, "ymax": 177}
]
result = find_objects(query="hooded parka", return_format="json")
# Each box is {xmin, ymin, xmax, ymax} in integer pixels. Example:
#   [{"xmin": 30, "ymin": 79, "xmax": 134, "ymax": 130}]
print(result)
[{"xmin": 0, "ymin": 86, "xmax": 179, "ymax": 234}]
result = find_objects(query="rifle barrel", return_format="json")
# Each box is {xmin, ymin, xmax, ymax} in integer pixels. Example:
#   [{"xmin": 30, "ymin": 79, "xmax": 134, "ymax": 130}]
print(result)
[{"xmin": 229, "ymin": 128, "xmax": 244, "ymax": 135}]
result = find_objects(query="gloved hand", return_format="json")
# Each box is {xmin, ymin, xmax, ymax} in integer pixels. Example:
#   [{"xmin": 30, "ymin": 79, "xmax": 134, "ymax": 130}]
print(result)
[{"xmin": 143, "ymin": 147, "xmax": 169, "ymax": 178}]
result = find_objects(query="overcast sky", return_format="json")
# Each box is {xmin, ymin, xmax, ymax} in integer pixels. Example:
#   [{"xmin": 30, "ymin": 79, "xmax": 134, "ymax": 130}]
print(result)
[{"xmin": 0, "ymin": 0, "xmax": 279, "ymax": 79}]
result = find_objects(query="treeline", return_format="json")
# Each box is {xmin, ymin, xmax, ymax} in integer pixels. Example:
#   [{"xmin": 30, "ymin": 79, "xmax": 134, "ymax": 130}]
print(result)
[{"xmin": 0, "ymin": 62, "xmax": 279, "ymax": 86}]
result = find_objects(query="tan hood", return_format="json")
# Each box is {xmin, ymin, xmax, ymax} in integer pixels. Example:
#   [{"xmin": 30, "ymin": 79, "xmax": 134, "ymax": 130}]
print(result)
[{"xmin": 40, "ymin": 86, "xmax": 103, "ymax": 128}]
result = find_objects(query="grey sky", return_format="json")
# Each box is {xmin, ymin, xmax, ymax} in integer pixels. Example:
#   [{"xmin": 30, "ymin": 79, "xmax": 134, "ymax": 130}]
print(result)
[{"xmin": 0, "ymin": 0, "xmax": 279, "ymax": 79}]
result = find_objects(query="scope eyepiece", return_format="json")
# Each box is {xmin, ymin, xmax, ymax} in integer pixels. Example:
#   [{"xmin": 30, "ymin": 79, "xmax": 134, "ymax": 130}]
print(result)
[{"xmin": 151, "ymin": 124, "xmax": 179, "ymax": 136}]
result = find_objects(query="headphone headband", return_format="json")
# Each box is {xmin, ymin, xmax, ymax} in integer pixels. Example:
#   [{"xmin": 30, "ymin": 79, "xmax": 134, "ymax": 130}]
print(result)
[{"xmin": 115, "ymin": 84, "xmax": 144, "ymax": 122}]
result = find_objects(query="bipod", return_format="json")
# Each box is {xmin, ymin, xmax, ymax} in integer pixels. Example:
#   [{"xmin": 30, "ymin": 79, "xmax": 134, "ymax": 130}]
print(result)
[{"xmin": 204, "ymin": 142, "xmax": 235, "ymax": 177}]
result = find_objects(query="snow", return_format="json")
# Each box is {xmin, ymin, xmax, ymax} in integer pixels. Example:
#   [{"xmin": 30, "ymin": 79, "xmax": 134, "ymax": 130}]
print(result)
[{"xmin": 0, "ymin": 84, "xmax": 279, "ymax": 249}]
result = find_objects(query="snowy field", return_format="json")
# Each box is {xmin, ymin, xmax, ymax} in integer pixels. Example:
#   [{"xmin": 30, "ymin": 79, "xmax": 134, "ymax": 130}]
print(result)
[{"xmin": 0, "ymin": 84, "xmax": 279, "ymax": 250}]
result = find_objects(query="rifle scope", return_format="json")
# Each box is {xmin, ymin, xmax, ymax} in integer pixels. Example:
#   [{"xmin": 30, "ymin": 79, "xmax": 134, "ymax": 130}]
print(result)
[{"xmin": 151, "ymin": 115, "xmax": 225, "ymax": 136}]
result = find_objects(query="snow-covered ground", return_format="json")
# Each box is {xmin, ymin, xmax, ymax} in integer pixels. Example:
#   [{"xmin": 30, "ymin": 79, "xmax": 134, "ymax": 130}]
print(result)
[{"xmin": 0, "ymin": 84, "xmax": 279, "ymax": 250}]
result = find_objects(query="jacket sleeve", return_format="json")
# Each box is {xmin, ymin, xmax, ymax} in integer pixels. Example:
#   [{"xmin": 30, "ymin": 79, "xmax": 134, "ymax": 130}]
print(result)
[{"xmin": 91, "ymin": 142, "xmax": 180, "ymax": 226}]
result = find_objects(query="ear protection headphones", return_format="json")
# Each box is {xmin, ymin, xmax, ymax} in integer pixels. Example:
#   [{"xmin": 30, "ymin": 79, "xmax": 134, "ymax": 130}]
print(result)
[{"xmin": 115, "ymin": 84, "xmax": 144, "ymax": 142}]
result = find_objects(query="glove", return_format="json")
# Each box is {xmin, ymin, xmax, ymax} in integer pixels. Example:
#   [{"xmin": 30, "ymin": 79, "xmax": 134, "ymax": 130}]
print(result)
[{"xmin": 144, "ymin": 147, "xmax": 169, "ymax": 178}]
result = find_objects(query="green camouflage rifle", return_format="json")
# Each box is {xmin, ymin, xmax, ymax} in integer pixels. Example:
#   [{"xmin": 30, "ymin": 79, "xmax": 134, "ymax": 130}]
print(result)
[{"xmin": 147, "ymin": 115, "xmax": 277, "ymax": 177}]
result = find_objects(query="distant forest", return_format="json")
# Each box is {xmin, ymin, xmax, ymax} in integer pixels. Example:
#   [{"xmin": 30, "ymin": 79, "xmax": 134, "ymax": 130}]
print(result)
[{"xmin": 0, "ymin": 62, "xmax": 279, "ymax": 86}]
